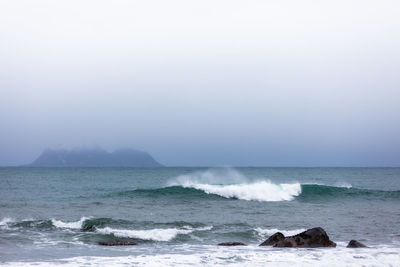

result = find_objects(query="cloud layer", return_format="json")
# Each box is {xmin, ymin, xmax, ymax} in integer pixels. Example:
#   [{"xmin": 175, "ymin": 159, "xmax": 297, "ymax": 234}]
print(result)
[{"xmin": 1, "ymin": 0, "xmax": 399, "ymax": 166}]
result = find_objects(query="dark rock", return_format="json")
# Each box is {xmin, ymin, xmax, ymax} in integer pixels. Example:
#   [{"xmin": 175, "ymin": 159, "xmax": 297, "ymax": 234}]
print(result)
[
  {"xmin": 259, "ymin": 227, "xmax": 336, "ymax": 248},
  {"xmin": 218, "ymin": 242, "xmax": 246, "ymax": 246},
  {"xmin": 259, "ymin": 232, "xmax": 285, "ymax": 246},
  {"xmin": 98, "ymin": 241, "xmax": 137, "ymax": 246},
  {"xmin": 347, "ymin": 240, "xmax": 367, "ymax": 248}
]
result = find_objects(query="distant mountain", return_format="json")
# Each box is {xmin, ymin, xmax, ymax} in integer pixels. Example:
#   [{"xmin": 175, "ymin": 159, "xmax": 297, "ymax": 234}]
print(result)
[{"xmin": 28, "ymin": 148, "xmax": 163, "ymax": 167}]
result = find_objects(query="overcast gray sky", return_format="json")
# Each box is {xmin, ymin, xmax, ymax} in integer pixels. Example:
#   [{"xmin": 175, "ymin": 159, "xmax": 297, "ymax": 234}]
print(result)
[{"xmin": 1, "ymin": 0, "xmax": 399, "ymax": 166}]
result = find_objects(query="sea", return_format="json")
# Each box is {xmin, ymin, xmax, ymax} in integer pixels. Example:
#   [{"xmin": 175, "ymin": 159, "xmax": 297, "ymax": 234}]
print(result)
[{"xmin": 1, "ymin": 167, "xmax": 399, "ymax": 266}]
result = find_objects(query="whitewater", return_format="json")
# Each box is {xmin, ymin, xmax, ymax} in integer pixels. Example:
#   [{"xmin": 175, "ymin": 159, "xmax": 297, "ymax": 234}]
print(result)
[
  {"xmin": 169, "ymin": 180, "xmax": 302, "ymax": 201},
  {"xmin": 1, "ymin": 167, "xmax": 400, "ymax": 266}
]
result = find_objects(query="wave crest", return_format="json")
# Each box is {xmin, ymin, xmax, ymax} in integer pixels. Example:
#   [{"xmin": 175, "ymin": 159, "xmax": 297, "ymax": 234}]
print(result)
[
  {"xmin": 124, "ymin": 183, "xmax": 400, "ymax": 202},
  {"xmin": 51, "ymin": 217, "xmax": 90, "ymax": 229},
  {"xmin": 114, "ymin": 167, "xmax": 400, "ymax": 202},
  {"xmin": 167, "ymin": 168, "xmax": 301, "ymax": 201},
  {"xmin": 255, "ymin": 227, "xmax": 306, "ymax": 237},
  {"xmin": 0, "ymin": 217, "xmax": 14, "ymax": 229},
  {"xmin": 177, "ymin": 181, "xmax": 302, "ymax": 202},
  {"xmin": 96, "ymin": 226, "xmax": 212, "ymax": 241}
]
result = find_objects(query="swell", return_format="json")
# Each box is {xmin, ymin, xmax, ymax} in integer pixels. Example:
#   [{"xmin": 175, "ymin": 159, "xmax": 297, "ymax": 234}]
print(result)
[
  {"xmin": 110, "ymin": 181, "xmax": 302, "ymax": 202},
  {"xmin": 108, "ymin": 183, "xmax": 400, "ymax": 202},
  {"xmin": 299, "ymin": 184, "xmax": 400, "ymax": 200}
]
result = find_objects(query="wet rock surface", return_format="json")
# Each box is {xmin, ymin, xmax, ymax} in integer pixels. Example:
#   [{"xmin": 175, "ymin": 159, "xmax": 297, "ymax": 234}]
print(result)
[
  {"xmin": 347, "ymin": 240, "xmax": 367, "ymax": 248},
  {"xmin": 218, "ymin": 242, "xmax": 246, "ymax": 246},
  {"xmin": 259, "ymin": 232, "xmax": 285, "ymax": 246},
  {"xmin": 260, "ymin": 227, "xmax": 336, "ymax": 248},
  {"xmin": 98, "ymin": 241, "xmax": 137, "ymax": 246}
]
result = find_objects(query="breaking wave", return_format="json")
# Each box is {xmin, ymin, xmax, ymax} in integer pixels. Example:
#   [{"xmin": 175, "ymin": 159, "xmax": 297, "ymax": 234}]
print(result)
[
  {"xmin": 166, "ymin": 168, "xmax": 301, "ymax": 201},
  {"xmin": 176, "ymin": 181, "xmax": 301, "ymax": 201},
  {"xmin": 51, "ymin": 217, "xmax": 90, "ymax": 229},
  {"xmin": 96, "ymin": 226, "xmax": 212, "ymax": 242},
  {"xmin": 255, "ymin": 227, "xmax": 306, "ymax": 237},
  {"xmin": 125, "ymin": 168, "xmax": 400, "ymax": 201},
  {"xmin": 123, "ymin": 183, "xmax": 400, "ymax": 202},
  {"xmin": 0, "ymin": 217, "xmax": 14, "ymax": 229}
]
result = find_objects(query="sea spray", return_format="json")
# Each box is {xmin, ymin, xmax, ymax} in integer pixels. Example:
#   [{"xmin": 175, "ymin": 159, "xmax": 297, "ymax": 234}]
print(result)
[
  {"xmin": 0, "ymin": 218, "xmax": 14, "ymax": 229},
  {"xmin": 178, "ymin": 181, "xmax": 301, "ymax": 201},
  {"xmin": 169, "ymin": 167, "xmax": 250, "ymax": 186},
  {"xmin": 167, "ymin": 168, "xmax": 301, "ymax": 201},
  {"xmin": 51, "ymin": 217, "xmax": 90, "ymax": 229},
  {"xmin": 255, "ymin": 228, "xmax": 306, "ymax": 237}
]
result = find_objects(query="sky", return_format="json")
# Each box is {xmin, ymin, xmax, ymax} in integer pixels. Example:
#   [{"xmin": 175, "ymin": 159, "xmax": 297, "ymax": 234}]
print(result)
[{"xmin": 0, "ymin": 0, "xmax": 399, "ymax": 166}]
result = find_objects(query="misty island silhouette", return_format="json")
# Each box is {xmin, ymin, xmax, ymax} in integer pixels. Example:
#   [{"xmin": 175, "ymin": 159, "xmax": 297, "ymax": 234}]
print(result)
[{"xmin": 28, "ymin": 148, "xmax": 163, "ymax": 167}]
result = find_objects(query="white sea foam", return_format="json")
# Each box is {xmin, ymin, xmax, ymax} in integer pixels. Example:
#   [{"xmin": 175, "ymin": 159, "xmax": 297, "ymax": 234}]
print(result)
[
  {"xmin": 334, "ymin": 181, "xmax": 352, "ymax": 188},
  {"xmin": 187, "ymin": 181, "xmax": 301, "ymax": 201},
  {"xmin": 3, "ymin": 245, "xmax": 400, "ymax": 266},
  {"xmin": 0, "ymin": 217, "xmax": 14, "ymax": 229},
  {"xmin": 303, "ymin": 182, "xmax": 353, "ymax": 189},
  {"xmin": 96, "ymin": 226, "xmax": 212, "ymax": 242},
  {"xmin": 0, "ymin": 217, "xmax": 14, "ymax": 225},
  {"xmin": 51, "ymin": 217, "xmax": 89, "ymax": 229},
  {"xmin": 168, "ymin": 168, "xmax": 301, "ymax": 201},
  {"xmin": 255, "ymin": 227, "xmax": 306, "ymax": 237}
]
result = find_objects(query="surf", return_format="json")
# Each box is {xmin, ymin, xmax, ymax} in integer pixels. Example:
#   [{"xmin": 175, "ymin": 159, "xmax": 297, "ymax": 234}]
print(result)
[
  {"xmin": 166, "ymin": 168, "xmax": 301, "ymax": 201},
  {"xmin": 122, "ymin": 183, "xmax": 400, "ymax": 202},
  {"xmin": 176, "ymin": 181, "xmax": 301, "ymax": 202},
  {"xmin": 96, "ymin": 226, "xmax": 212, "ymax": 242}
]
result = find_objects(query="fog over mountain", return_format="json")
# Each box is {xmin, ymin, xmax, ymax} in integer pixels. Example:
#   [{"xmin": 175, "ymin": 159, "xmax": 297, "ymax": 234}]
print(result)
[
  {"xmin": 29, "ymin": 148, "xmax": 163, "ymax": 167},
  {"xmin": 1, "ymin": 0, "xmax": 400, "ymax": 166}
]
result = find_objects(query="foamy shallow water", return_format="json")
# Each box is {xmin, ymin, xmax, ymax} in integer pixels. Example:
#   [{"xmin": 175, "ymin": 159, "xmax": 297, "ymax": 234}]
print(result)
[{"xmin": 2, "ymin": 245, "xmax": 400, "ymax": 267}]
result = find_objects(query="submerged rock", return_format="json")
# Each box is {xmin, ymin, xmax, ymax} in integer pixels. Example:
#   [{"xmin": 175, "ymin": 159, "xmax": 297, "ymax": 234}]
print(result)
[
  {"xmin": 218, "ymin": 242, "xmax": 246, "ymax": 246},
  {"xmin": 259, "ymin": 227, "xmax": 336, "ymax": 248},
  {"xmin": 259, "ymin": 232, "xmax": 285, "ymax": 246},
  {"xmin": 98, "ymin": 241, "xmax": 137, "ymax": 246},
  {"xmin": 347, "ymin": 240, "xmax": 367, "ymax": 248}
]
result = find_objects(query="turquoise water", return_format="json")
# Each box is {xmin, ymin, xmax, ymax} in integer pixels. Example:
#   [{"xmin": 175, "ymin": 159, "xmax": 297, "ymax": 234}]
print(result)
[{"xmin": 1, "ymin": 167, "xmax": 400, "ymax": 266}]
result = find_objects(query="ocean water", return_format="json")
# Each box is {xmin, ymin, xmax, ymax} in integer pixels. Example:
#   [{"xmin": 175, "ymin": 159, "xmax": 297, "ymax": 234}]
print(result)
[{"xmin": 1, "ymin": 167, "xmax": 400, "ymax": 266}]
